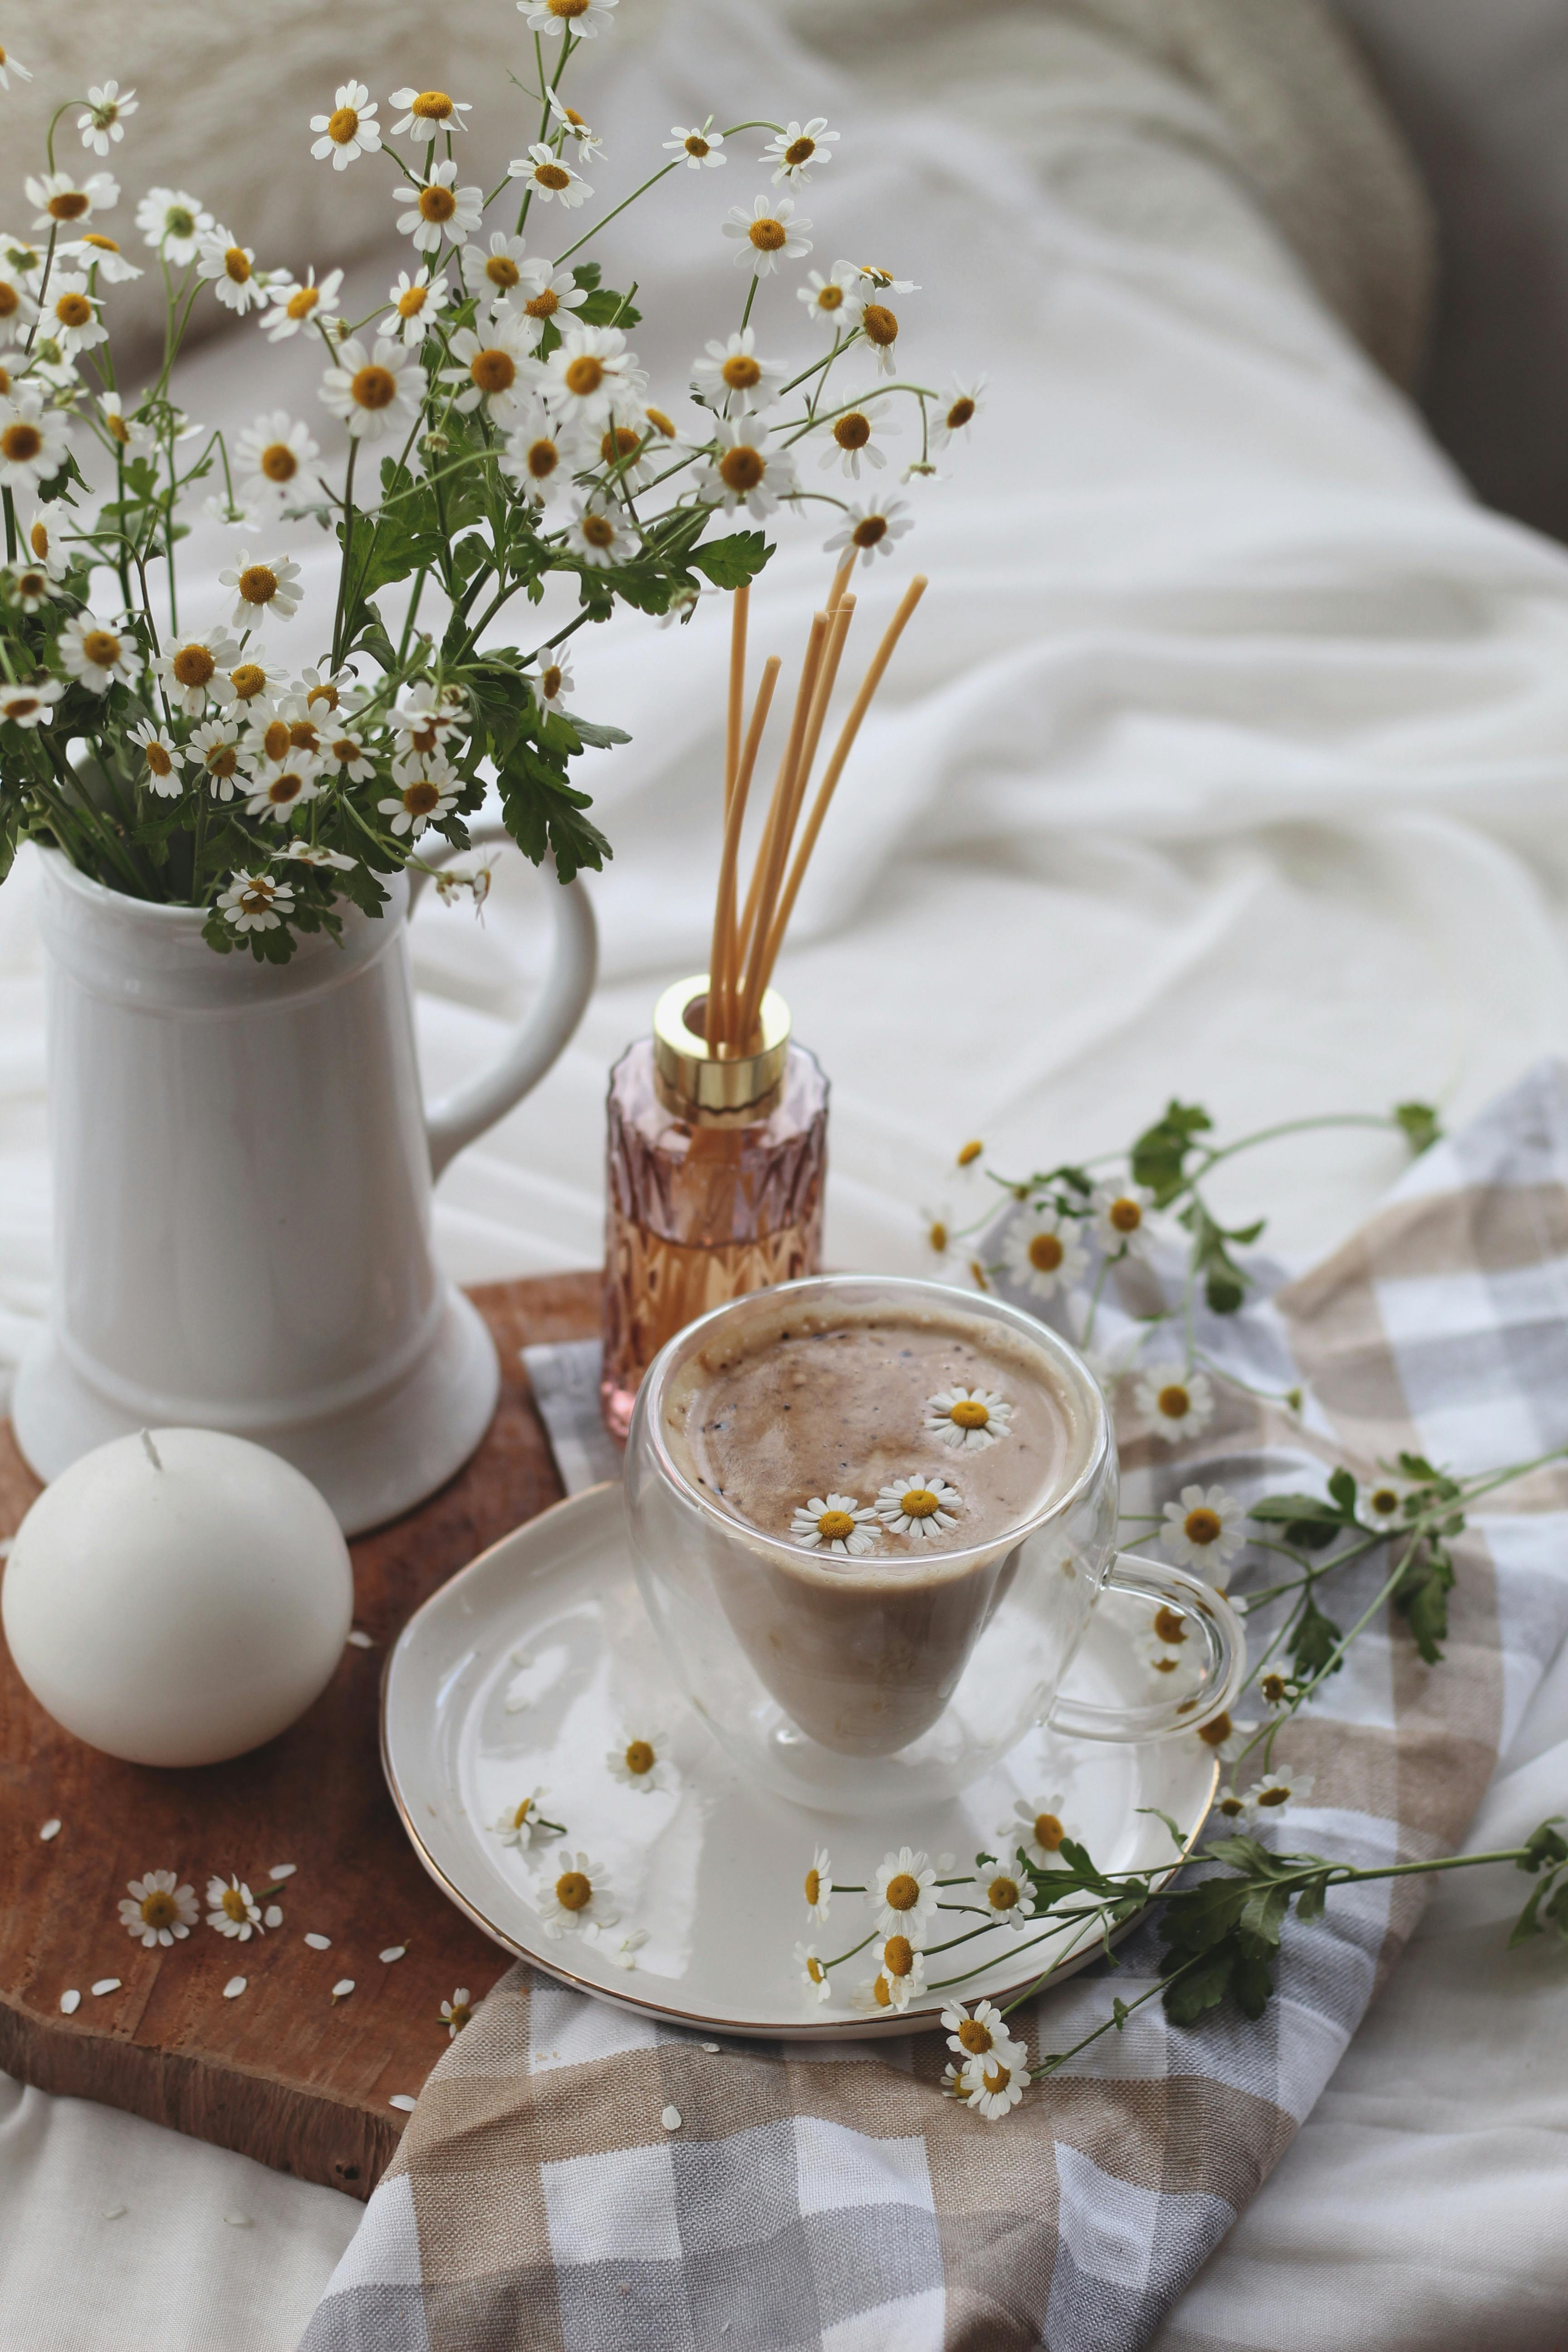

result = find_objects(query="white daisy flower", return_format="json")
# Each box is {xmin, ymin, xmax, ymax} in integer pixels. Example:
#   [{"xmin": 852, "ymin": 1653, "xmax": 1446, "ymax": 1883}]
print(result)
[
  {"xmin": 963, "ymin": 2049, "xmax": 1027, "ymax": 2120},
  {"xmin": 320, "ymin": 726, "xmax": 376, "ymax": 782},
  {"xmin": 942, "ymin": 1999, "xmax": 1028, "ymax": 2072},
  {"xmin": 218, "ymin": 549, "xmax": 303, "ymax": 631},
  {"xmin": 924, "ymin": 1385, "xmax": 1012, "ymax": 1452},
  {"xmin": 0, "ymin": 44, "xmax": 31, "ymax": 93},
  {"xmin": 872, "ymin": 1846, "xmax": 939, "ymax": 1944},
  {"xmin": 492, "ymin": 1791, "xmax": 548, "ymax": 1848},
  {"xmin": 499, "ymin": 410, "xmax": 575, "ymax": 507},
  {"xmin": 394, "ymin": 161, "xmax": 484, "ymax": 255},
  {"xmin": 999, "ymin": 1795, "xmax": 1072, "ymax": 1870},
  {"xmin": 847, "ymin": 260, "xmax": 921, "ymax": 296},
  {"xmin": 1210, "ymin": 1780, "xmax": 1249, "ymax": 1829},
  {"xmin": 541, "ymin": 322, "xmax": 646, "ymax": 425},
  {"xmin": 823, "ymin": 494, "xmax": 915, "ymax": 569},
  {"xmin": 869, "ymin": 1934, "xmax": 926, "ymax": 2011},
  {"xmin": 931, "ymin": 376, "xmax": 986, "ymax": 449},
  {"xmin": 223, "ymin": 652, "xmax": 287, "ymax": 714},
  {"xmin": 533, "ymin": 651, "xmax": 574, "ymax": 710},
  {"xmin": 281, "ymin": 841, "xmax": 356, "ymax": 872},
  {"xmin": 154, "ymin": 629, "xmax": 240, "ymax": 716},
  {"xmin": 803, "ymin": 1847, "xmax": 833, "ymax": 1922},
  {"xmin": 794, "ymin": 1941, "xmax": 832, "ymax": 2004},
  {"xmin": 854, "ymin": 293, "xmax": 905, "ymax": 377},
  {"xmin": 28, "ymin": 171, "xmax": 119, "ymax": 232},
  {"xmin": 129, "ymin": 717, "xmax": 182, "ymax": 796},
  {"xmin": 665, "ymin": 120, "xmax": 725, "ymax": 170},
  {"xmin": 0, "ymin": 676, "xmax": 63, "ymax": 730},
  {"xmin": 62, "ymin": 230, "xmax": 141, "ymax": 284},
  {"xmin": 977, "ymin": 1863, "xmax": 1038, "ymax": 1932},
  {"xmin": 218, "ymin": 872, "xmax": 295, "ymax": 933},
  {"xmin": 513, "ymin": 259, "xmax": 591, "ymax": 344},
  {"xmin": 387, "ymin": 88, "xmax": 473, "ymax": 140},
  {"xmin": 23, "ymin": 510, "xmax": 69, "ymax": 578},
  {"xmin": 245, "ymin": 752, "xmax": 322, "ymax": 823},
  {"xmin": 377, "ymin": 764, "xmax": 459, "ymax": 839},
  {"xmin": 380, "ymin": 265, "xmax": 448, "ymax": 348},
  {"xmin": 941, "ymin": 2062, "xmax": 972, "ymax": 2101},
  {"xmin": 389, "ymin": 684, "xmax": 465, "ymax": 750},
  {"xmin": 1134, "ymin": 1364, "xmax": 1215, "ymax": 1445},
  {"xmin": 61, "ymin": 612, "xmax": 137, "ymax": 694},
  {"xmin": 440, "ymin": 1987, "xmax": 473, "ymax": 2037},
  {"xmin": 206, "ymin": 1874, "xmax": 264, "ymax": 1940},
  {"xmin": 534, "ymin": 1851, "xmax": 617, "ymax": 1938},
  {"xmin": 319, "ymin": 335, "xmax": 424, "ymax": 443},
  {"xmin": 1200, "ymin": 1714, "xmax": 1259, "ymax": 1768},
  {"xmin": 196, "ymin": 230, "xmax": 265, "ymax": 317},
  {"xmin": 0, "ymin": 263, "xmax": 34, "ymax": 345},
  {"xmin": 4, "ymin": 558, "xmax": 59, "ymax": 612},
  {"xmin": 874, "ymin": 1474, "xmax": 962, "ymax": 1540},
  {"xmin": 1002, "ymin": 1207, "xmax": 1089, "ymax": 1300},
  {"xmin": 310, "ymin": 83, "xmax": 382, "ymax": 171},
  {"xmin": 1092, "ymin": 1183, "xmax": 1154, "ymax": 1259},
  {"xmin": 797, "ymin": 263, "xmax": 864, "ymax": 329},
  {"xmin": 548, "ymin": 92, "xmax": 606, "ymax": 154},
  {"xmin": 461, "ymin": 231, "xmax": 531, "ymax": 317},
  {"xmin": 760, "ymin": 117, "xmax": 838, "ymax": 186},
  {"xmin": 118, "ymin": 1870, "xmax": 198, "ymax": 1947},
  {"xmin": 263, "ymin": 266, "xmax": 343, "ymax": 344},
  {"xmin": 136, "ymin": 187, "xmax": 212, "ymax": 267},
  {"xmin": 0, "ymin": 390, "xmax": 70, "ymax": 492},
  {"xmin": 1239, "ymin": 1766, "xmax": 1315, "ymax": 1825},
  {"xmin": 690, "ymin": 327, "xmax": 784, "ymax": 416},
  {"xmin": 818, "ymin": 397, "xmax": 899, "ymax": 480},
  {"xmin": 442, "ymin": 315, "xmax": 537, "ymax": 424},
  {"xmin": 722, "ymin": 192, "xmax": 812, "ymax": 278},
  {"xmin": 507, "ymin": 142, "xmax": 592, "ymax": 209},
  {"xmin": 696, "ymin": 416, "xmax": 799, "ymax": 520},
  {"xmin": 1161, "ymin": 1484, "xmax": 1245, "ymax": 1577},
  {"xmin": 564, "ymin": 496, "xmax": 636, "ymax": 569},
  {"xmin": 23, "ymin": 336, "xmax": 79, "ymax": 391},
  {"xmin": 1357, "ymin": 1478, "xmax": 1413, "ymax": 1534},
  {"xmin": 789, "ymin": 1492, "xmax": 879, "ymax": 1558},
  {"xmin": 186, "ymin": 716, "xmax": 248, "ymax": 799},
  {"xmin": 607, "ymin": 1732, "xmax": 672, "ymax": 1792},
  {"xmin": 101, "ymin": 400, "xmax": 153, "ymax": 475},
  {"xmin": 78, "ymin": 83, "xmax": 136, "ymax": 157},
  {"xmin": 522, "ymin": 0, "xmax": 619, "ymax": 40},
  {"xmin": 235, "ymin": 412, "xmax": 320, "ymax": 510}
]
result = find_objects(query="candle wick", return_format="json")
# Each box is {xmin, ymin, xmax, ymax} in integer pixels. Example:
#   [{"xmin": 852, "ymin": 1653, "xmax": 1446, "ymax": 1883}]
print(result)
[{"xmin": 139, "ymin": 1430, "xmax": 163, "ymax": 1472}]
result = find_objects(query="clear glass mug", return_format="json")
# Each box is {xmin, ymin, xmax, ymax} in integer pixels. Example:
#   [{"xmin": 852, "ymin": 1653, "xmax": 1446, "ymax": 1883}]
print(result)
[{"xmin": 623, "ymin": 1274, "xmax": 1245, "ymax": 1812}]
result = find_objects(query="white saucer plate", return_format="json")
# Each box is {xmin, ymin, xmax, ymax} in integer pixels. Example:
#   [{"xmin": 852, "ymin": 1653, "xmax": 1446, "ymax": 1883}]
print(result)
[{"xmin": 382, "ymin": 1484, "xmax": 1217, "ymax": 2039}]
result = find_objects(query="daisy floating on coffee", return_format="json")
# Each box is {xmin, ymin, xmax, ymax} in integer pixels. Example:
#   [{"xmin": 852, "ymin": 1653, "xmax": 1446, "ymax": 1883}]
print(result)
[
  {"xmin": 923, "ymin": 1386, "xmax": 1012, "ymax": 1452},
  {"xmin": 789, "ymin": 1493, "xmax": 880, "ymax": 1556},
  {"xmin": 874, "ymin": 1474, "xmax": 963, "ymax": 1539}
]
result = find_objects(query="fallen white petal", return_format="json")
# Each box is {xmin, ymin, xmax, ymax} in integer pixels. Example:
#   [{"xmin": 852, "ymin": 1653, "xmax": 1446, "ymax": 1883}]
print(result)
[
  {"xmin": 701, "ymin": 2042, "xmax": 720, "ymax": 2053},
  {"xmin": 379, "ymin": 1945, "xmax": 406, "ymax": 1964},
  {"xmin": 39, "ymin": 1819, "xmax": 60, "ymax": 1842},
  {"xmin": 332, "ymin": 1979, "xmax": 355, "ymax": 1999},
  {"xmin": 346, "ymin": 1629, "xmax": 374, "ymax": 1649},
  {"xmin": 59, "ymin": 1989, "xmax": 80, "ymax": 2015},
  {"xmin": 504, "ymin": 1694, "xmax": 528, "ymax": 1712},
  {"xmin": 304, "ymin": 1933, "xmax": 331, "ymax": 1950},
  {"xmin": 223, "ymin": 2213, "xmax": 253, "ymax": 2228},
  {"xmin": 661, "ymin": 2105, "xmax": 682, "ymax": 2131},
  {"xmin": 91, "ymin": 1979, "xmax": 121, "ymax": 1997},
  {"xmin": 102, "ymin": 2205, "xmax": 126, "ymax": 2220},
  {"xmin": 263, "ymin": 1905, "xmax": 283, "ymax": 1928},
  {"xmin": 223, "ymin": 1976, "xmax": 246, "ymax": 1999},
  {"xmin": 388, "ymin": 2093, "xmax": 417, "ymax": 2112},
  {"xmin": 269, "ymin": 1864, "xmax": 297, "ymax": 1880}
]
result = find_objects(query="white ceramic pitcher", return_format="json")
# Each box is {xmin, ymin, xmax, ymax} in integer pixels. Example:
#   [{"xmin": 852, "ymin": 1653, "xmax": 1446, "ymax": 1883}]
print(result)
[{"xmin": 13, "ymin": 828, "xmax": 596, "ymax": 1533}]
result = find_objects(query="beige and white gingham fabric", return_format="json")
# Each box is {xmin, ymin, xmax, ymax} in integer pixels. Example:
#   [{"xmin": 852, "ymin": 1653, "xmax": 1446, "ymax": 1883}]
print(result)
[{"xmin": 302, "ymin": 1063, "xmax": 1568, "ymax": 2352}]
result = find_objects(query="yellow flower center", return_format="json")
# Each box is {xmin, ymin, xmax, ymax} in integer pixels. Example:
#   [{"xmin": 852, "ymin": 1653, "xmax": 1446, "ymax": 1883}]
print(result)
[
  {"xmin": 685, "ymin": 135, "xmax": 710, "ymax": 158},
  {"xmin": 987, "ymin": 1875, "xmax": 1020, "ymax": 1914},
  {"xmin": 29, "ymin": 521, "xmax": 49, "ymax": 559},
  {"xmin": 720, "ymin": 445, "xmax": 765, "ymax": 492},
  {"xmin": 352, "ymin": 364, "xmax": 398, "ymax": 411},
  {"xmin": 1182, "ymin": 1509, "xmax": 1221, "ymax": 1548},
  {"xmin": 403, "ymin": 779, "xmax": 441, "ymax": 817},
  {"xmin": 885, "ymin": 1872, "xmax": 921, "ymax": 1912},
  {"xmin": 883, "ymin": 1935, "xmax": 914, "ymax": 1978},
  {"xmin": 555, "ymin": 1870, "xmax": 592, "ymax": 1911},
  {"xmin": 419, "ymin": 184, "xmax": 458, "ymax": 223},
  {"xmin": 1261, "ymin": 1672, "xmax": 1286, "ymax": 1705},
  {"xmin": 1029, "ymin": 1231, "xmax": 1063, "ymax": 1272},
  {"xmin": 834, "ymin": 412, "xmax": 873, "ymax": 452},
  {"xmin": 928, "ymin": 1220, "xmax": 948, "ymax": 1253},
  {"xmin": 267, "ymin": 769, "xmax": 307, "ymax": 805},
  {"xmin": 1257, "ymin": 1784, "xmax": 1290, "ymax": 1808},
  {"xmin": 1218, "ymin": 1792, "xmax": 1245, "ymax": 1817},
  {"xmin": 140, "ymin": 1889, "xmax": 178, "ymax": 1929},
  {"xmin": 0, "ymin": 286, "xmax": 15, "ymax": 319},
  {"xmin": 564, "ymin": 353, "xmax": 603, "ymax": 396},
  {"xmin": 476, "ymin": 257, "xmax": 519, "ymax": 296},
  {"xmin": 872, "ymin": 1974, "xmax": 893, "ymax": 2008},
  {"xmin": 1152, "ymin": 1653, "xmax": 1180, "ymax": 1674},
  {"xmin": 330, "ymin": 736, "xmax": 358, "ymax": 764},
  {"xmin": 15, "ymin": 573, "xmax": 43, "ymax": 598},
  {"xmin": 289, "ymin": 720, "xmax": 319, "ymax": 752},
  {"xmin": 957, "ymin": 1139, "xmax": 983, "ymax": 1166},
  {"xmin": 83, "ymin": 232, "xmax": 119, "ymax": 252},
  {"xmin": 815, "ymin": 284, "xmax": 844, "ymax": 311},
  {"xmin": 328, "ymin": 106, "xmax": 360, "ymax": 144},
  {"xmin": 397, "ymin": 286, "xmax": 429, "ymax": 320},
  {"xmin": 0, "ymin": 368, "xmax": 13, "ymax": 397},
  {"xmin": 259, "ymin": 718, "xmax": 289, "ymax": 761},
  {"xmin": 1034, "ymin": 1811, "xmax": 1064, "ymax": 1851},
  {"xmin": 722, "ymin": 353, "xmax": 762, "ymax": 389},
  {"xmin": 541, "ymin": 664, "xmax": 563, "ymax": 699},
  {"xmin": 413, "ymin": 91, "xmax": 454, "ymax": 121},
  {"xmin": 220, "ymin": 1886, "xmax": 248, "ymax": 1921},
  {"xmin": 470, "ymin": 348, "xmax": 516, "ymax": 396},
  {"xmin": 645, "ymin": 406, "xmax": 676, "ymax": 438},
  {"xmin": 600, "ymin": 425, "xmax": 639, "ymax": 466},
  {"xmin": 230, "ymin": 663, "xmax": 266, "ymax": 700},
  {"xmin": 1370, "ymin": 1488, "xmax": 1399, "ymax": 1515},
  {"xmin": 1108, "ymin": 1196, "xmax": 1142, "ymax": 1232},
  {"xmin": 900, "ymin": 1488, "xmax": 940, "ymax": 1519},
  {"xmin": 49, "ymin": 192, "xmax": 90, "ymax": 222},
  {"xmin": 239, "ymin": 563, "xmax": 278, "ymax": 607},
  {"xmin": 749, "ymin": 216, "xmax": 787, "ymax": 252},
  {"xmin": 804, "ymin": 1868, "xmax": 821, "ymax": 1905},
  {"xmin": 957, "ymin": 2016, "xmax": 993, "ymax": 2054},
  {"xmin": 624, "ymin": 1739, "xmax": 655, "ymax": 1776},
  {"xmin": 816, "ymin": 1508, "xmax": 855, "ymax": 1541},
  {"xmin": 1157, "ymin": 1383, "xmax": 1191, "ymax": 1420},
  {"xmin": 2, "ymin": 422, "xmax": 42, "ymax": 462},
  {"xmin": 3, "ymin": 694, "xmax": 39, "ymax": 719},
  {"xmin": 948, "ymin": 1398, "xmax": 989, "ymax": 1430},
  {"xmin": 1154, "ymin": 1604, "xmax": 1188, "ymax": 1646},
  {"xmin": 172, "ymin": 645, "xmax": 216, "ymax": 688},
  {"xmin": 862, "ymin": 302, "xmax": 897, "ymax": 347},
  {"xmin": 526, "ymin": 439, "xmax": 560, "ymax": 478},
  {"xmin": 225, "ymin": 247, "xmax": 252, "ymax": 284},
  {"xmin": 206, "ymin": 745, "xmax": 240, "ymax": 779},
  {"xmin": 851, "ymin": 516, "xmax": 887, "ymax": 548},
  {"xmin": 946, "ymin": 396, "xmax": 975, "ymax": 431},
  {"xmin": 523, "ymin": 285, "xmax": 558, "ymax": 318},
  {"xmin": 805, "ymin": 1954, "xmax": 825, "ymax": 1983},
  {"xmin": 549, "ymin": 0, "xmax": 591, "ymax": 16},
  {"xmin": 82, "ymin": 628, "xmax": 120, "ymax": 667},
  {"xmin": 981, "ymin": 2062, "xmax": 1011, "ymax": 2097},
  {"xmin": 579, "ymin": 512, "xmax": 616, "ymax": 548},
  {"xmin": 106, "ymin": 412, "xmax": 132, "ymax": 446},
  {"xmin": 286, "ymin": 285, "xmax": 320, "ymax": 320},
  {"xmin": 534, "ymin": 163, "xmax": 571, "ymax": 192},
  {"xmin": 258, "ymin": 441, "xmax": 298, "ymax": 484},
  {"xmin": 784, "ymin": 136, "xmax": 816, "ymax": 167},
  {"xmin": 1197, "ymin": 1710, "xmax": 1232, "ymax": 1749}
]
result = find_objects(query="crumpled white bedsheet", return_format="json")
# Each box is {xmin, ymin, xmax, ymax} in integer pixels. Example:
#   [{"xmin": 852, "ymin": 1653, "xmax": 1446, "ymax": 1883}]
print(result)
[{"xmin": 1, "ymin": 1, "xmax": 1567, "ymax": 2345}]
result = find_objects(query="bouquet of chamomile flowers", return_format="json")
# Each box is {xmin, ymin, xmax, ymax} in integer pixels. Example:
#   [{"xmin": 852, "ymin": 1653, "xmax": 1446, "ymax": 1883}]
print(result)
[{"xmin": 0, "ymin": 5, "xmax": 977, "ymax": 959}]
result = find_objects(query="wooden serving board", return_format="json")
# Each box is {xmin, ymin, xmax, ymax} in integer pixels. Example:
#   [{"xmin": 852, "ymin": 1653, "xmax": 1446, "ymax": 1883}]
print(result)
[{"xmin": 0, "ymin": 1273, "xmax": 602, "ymax": 2201}]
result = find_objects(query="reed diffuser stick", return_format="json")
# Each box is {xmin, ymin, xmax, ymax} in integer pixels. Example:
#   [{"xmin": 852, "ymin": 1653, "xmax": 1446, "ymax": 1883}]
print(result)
[
  {"xmin": 734, "ymin": 608, "xmax": 825, "ymax": 984},
  {"xmin": 737, "ymin": 612, "xmax": 829, "ymax": 1042},
  {"xmin": 760, "ymin": 576, "xmax": 928, "ymax": 986},
  {"xmin": 724, "ymin": 583, "xmax": 749, "ymax": 820},
  {"xmin": 826, "ymin": 554, "xmax": 855, "ymax": 617},
  {"xmin": 782, "ymin": 594, "xmax": 855, "ymax": 862},
  {"xmin": 707, "ymin": 653, "xmax": 780, "ymax": 1048}
]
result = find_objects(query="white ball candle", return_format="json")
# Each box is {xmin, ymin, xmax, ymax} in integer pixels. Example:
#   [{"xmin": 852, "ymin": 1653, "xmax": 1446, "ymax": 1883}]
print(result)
[{"xmin": 2, "ymin": 1427, "xmax": 354, "ymax": 1767}]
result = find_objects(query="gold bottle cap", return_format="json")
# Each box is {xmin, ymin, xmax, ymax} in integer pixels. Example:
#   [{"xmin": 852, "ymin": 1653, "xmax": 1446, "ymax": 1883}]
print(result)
[{"xmin": 653, "ymin": 973, "xmax": 790, "ymax": 1121}]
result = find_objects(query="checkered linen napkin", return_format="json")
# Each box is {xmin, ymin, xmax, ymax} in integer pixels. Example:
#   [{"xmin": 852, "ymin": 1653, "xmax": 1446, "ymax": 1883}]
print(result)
[{"xmin": 303, "ymin": 1063, "xmax": 1568, "ymax": 2352}]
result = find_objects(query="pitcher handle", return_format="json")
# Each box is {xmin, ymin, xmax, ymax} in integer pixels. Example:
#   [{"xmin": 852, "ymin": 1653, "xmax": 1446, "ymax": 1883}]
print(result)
[
  {"xmin": 410, "ymin": 821, "xmax": 598, "ymax": 1180},
  {"xmin": 1048, "ymin": 1552, "xmax": 1246, "ymax": 1743}
]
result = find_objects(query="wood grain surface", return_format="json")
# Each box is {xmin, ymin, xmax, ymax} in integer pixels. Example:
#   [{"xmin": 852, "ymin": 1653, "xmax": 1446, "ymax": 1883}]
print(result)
[{"xmin": 0, "ymin": 1272, "xmax": 602, "ymax": 2201}]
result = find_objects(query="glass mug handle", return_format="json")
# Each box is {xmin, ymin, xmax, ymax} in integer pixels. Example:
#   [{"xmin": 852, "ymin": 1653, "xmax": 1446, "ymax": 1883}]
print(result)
[{"xmin": 1048, "ymin": 1552, "xmax": 1247, "ymax": 1743}]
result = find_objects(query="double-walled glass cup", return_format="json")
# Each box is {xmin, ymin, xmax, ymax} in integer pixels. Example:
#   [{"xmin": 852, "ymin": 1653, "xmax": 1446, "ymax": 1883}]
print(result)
[{"xmin": 624, "ymin": 1274, "xmax": 1244, "ymax": 1812}]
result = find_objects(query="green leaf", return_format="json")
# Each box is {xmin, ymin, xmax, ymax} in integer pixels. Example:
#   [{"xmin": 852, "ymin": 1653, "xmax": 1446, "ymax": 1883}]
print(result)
[
  {"xmin": 1111, "ymin": 1996, "xmax": 1130, "ymax": 2030},
  {"xmin": 1294, "ymin": 1876, "xmax": 1328, "ymax": 1924},
  {"xmin": 1230, "ymin": 1946, "xmax": 1277, "ymax": 2020},
  {"xmin": 1518, "ymin": 1819, "xmax": 1568, "ymax": 1875},
  {"xmin": 1239, "ymin": 1881, "xmax": 1292, "ymax": 1950},
  {"xmin": 1289, "ymin": 1595, "xmax": 1344, "ymax": 1681},
  {"xmin": 1130, "ymin": 1099, "xmax": 1213, "ymax": 1207},
  {"xmin": 1392, "ymin": 1540, "xmax": 1455, "ymax": 1665},
  {"xmin": 1394, "ymin": 1100, "xmax": 1442, "ymax": 1155},
  {"xmin": 1135, "ymin": 1805, "xmax": 1187, "ymax": 1852},
  {"xmin": 689, "ymin": 529, "xmax": 774, "ymax": 590},
  {"xmin": 1162, "ymin": 1945, "xmax": 1237, "ymax": 2025},
  {"xmin": 1328, "ymin": 1467, "xmax": 1358, "ymax": 1514}
]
